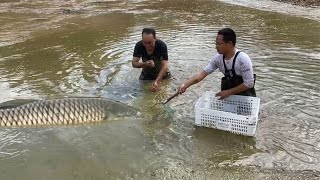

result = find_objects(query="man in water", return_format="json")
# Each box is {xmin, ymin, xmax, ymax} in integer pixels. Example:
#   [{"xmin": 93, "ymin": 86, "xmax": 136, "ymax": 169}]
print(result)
[
  {"xmin": 132, "ymin": 28, "xmax": 171, "ymax": 92},
  {"xmin": 178, "ymin": 28, "xmax": 256, "ymax": 99}
]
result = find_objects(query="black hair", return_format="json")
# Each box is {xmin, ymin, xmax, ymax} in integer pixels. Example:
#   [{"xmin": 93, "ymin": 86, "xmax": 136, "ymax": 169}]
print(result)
[
  {"xmin": 142, "ymin": 28, "xmax": 156, "ymax": 38},
  {"xmin": 218, "ymin": 28, "xmax": 236, "ymax": 46}
]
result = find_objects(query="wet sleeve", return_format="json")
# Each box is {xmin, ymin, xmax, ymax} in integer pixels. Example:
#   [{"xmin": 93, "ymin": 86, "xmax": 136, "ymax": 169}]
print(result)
[
  {"xmin": 160, "ymin": 42, "xmax": 168, "ymax": 60},
  {"xmin": 239, "ymin": 53, "xmax": 254, "ymax": 88},
  {"xmin": 203, "ymin": 54, "xmax": 219, "ymax": 74},
  {"xmin": 133, "ymin": 42, "xmax": 141, "ymax": 58}
]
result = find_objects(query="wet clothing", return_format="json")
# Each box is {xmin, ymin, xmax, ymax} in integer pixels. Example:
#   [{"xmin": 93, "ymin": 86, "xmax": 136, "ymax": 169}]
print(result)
[
  {"xmin": 133, "ymin": 39, "xmax": 171, "ymax": 80},
  {"xmin": 139, "ymin": 71, "xmax": 172, "ymax": 80},
  {"xmin": 204, "ymin": 50, "xmax": 256, "ymax": 96}
]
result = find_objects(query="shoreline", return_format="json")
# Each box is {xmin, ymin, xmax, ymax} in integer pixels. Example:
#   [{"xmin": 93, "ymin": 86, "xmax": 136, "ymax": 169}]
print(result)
[
  {"xmin": 273, "ymin": 0, "xmax": 320, "ymax": 7},
  {"xmin": 219, "ymin": 0, "xmax": 320, "ymax": 22}
]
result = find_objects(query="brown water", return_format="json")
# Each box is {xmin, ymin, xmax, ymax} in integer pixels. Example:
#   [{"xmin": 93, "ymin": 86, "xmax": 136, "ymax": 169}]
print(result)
[{"xmin": 0, "ymin": 0, "xmax": 320, "ymax": 179}]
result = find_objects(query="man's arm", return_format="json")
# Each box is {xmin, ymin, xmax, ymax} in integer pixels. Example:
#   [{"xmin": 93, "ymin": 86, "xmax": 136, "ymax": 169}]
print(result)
[
  {"xmin": 215, "ymin": 82, "xmax": 250, "ymax": 100},
  {"xmin": 151, "ymin": 41, "xmax": 169, "ymax": 91},
  {"xmin": 132, "ymin": 57, "xmax": 144, "ymax": 68},
  {"xmin": 179, "ymin": 70, "xmax": 209, "ymax": 93},
  {"xmin": 155, "ymin": 60, "xmax": 169, "ymax": 83},
  {"xmin": 157, "ymin": 41, "xmax": 169, "ymax": 77},
  {"xmin": 226, "ymin": 83, "xmax": 249, "ymax": 95},
  {"xmin": 151, "ymin": 60, "xmax": 168, "ymax": 92}
]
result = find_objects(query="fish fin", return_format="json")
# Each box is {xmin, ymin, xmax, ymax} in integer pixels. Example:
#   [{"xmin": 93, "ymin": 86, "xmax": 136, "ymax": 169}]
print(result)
[{"xmin": 0, "ymin": 99, "xmax": 38, "ymax": 109}]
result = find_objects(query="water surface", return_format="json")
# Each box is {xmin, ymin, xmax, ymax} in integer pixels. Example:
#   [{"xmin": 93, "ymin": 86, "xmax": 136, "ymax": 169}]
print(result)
[{"xmin": 0, "ymin": 0, "xmax": 320, "ymax": 179}]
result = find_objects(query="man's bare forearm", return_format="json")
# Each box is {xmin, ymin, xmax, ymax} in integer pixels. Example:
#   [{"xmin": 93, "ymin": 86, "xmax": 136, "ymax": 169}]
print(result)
[
  {"xmin": 183, "ymin": 71, "xmax": 208, "ymax": 88},
  {"xmin": 227, "ymin": 83, "xmax": 249, "ymax": 95},
  {"xmin": 132, "ymin": 61, "xmax": 145, "ymax": 68},
  {"xmin": 155, "ymin": 62, "xmax": 169, "ymax": 83}
]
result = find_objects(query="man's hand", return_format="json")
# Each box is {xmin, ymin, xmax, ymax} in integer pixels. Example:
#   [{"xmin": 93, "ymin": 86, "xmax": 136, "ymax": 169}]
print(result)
[
  {"xmin": 151, "ymin": 81, "xmax": 159, "ymax": 92},
  {"xmin": 145, "ymin": 60, "xmax": 155, "ymax": 68},
  {"xmin": 215, "ymin": 90, "xmax": 232, "ymax": 100},
  {"xmin": 178, "ymin": 83, "xmax": 187, "ymax": 94}
]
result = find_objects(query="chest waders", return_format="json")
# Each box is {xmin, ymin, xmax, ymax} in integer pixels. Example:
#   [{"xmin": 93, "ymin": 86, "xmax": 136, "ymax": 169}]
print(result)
[{"xmin": 221, "ymin": 51, "xmax": 256, "ymax": 96}]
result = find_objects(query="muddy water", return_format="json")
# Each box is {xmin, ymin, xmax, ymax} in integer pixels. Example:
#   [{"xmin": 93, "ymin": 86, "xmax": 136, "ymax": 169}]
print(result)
[{"xmin": 0, "ymin": 0, "xmax": 320, "ymax": 179}]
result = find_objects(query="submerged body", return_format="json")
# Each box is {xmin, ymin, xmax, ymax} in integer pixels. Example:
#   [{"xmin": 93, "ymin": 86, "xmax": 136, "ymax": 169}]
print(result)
[{"xmin": 0, "ymin": 97, "xmax": 138, "ymax": 127}]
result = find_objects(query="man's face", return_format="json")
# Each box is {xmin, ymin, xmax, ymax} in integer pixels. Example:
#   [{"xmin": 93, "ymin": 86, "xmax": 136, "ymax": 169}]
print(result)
[
  {"xmin": 142, "ymin": 33, "xmax": 156, "ymax": 51},
  {"xmin": 215, "ymin": 34, "xmax": 231, "ymax": 54}
]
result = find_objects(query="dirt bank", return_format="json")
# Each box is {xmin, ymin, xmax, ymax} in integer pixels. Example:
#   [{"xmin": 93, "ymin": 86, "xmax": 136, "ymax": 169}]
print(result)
[{"xmin": 274, "ymin": 0, "xmax": 320, "ymax": 6}]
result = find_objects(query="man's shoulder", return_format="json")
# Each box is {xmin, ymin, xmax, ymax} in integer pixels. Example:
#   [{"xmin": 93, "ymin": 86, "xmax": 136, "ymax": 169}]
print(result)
[
  {"xmin": 135, "ymin": 40, "xmax": 143, "ymax": 47},
  {"xmin": 155, "ymin": 39, "xmax": 167, "ymax": 46},
  {"xmin": 212, "ymin": 53, "xmax": 223, "ymax": 62},
  {"xmin": 237, "ymin": 51, "xmax": 251, "ymax": 61},
  {"xmin": 133, "ymin": 41, "xmax": 144, "ymax": 56}
]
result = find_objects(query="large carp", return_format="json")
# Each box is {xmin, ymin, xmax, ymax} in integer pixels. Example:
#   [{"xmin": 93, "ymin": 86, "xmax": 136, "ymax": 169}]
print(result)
[{"xmin": 0, "ymin": 97, "xmax": 139, "ymax": 127}]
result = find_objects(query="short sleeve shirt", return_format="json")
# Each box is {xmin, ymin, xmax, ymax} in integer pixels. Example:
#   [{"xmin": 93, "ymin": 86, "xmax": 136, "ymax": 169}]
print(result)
[
  {"xmin": 133, "ymin": 39, "xmax": 168, "ymax": 76},
  {"xmin": 203, "ymin": 50, "xmax": 255, "ymax": 88}
]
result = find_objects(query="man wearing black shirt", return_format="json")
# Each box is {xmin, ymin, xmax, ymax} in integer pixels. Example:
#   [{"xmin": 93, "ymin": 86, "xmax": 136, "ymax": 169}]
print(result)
[{"xmin": 132, "ymin": 28, "xmax": 171, "ymax": 92}]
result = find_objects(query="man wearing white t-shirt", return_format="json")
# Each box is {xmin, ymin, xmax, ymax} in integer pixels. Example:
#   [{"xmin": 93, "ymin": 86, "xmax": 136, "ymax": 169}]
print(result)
[{"xmin": 178, "ymin": 28, "xmax": 256, "ymax": 99}]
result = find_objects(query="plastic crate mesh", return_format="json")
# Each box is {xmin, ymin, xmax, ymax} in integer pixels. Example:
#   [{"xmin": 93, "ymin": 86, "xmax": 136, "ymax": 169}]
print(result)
[{"xmin": 195, "ymin": 91, "xmax": 260, "ymax": 136}]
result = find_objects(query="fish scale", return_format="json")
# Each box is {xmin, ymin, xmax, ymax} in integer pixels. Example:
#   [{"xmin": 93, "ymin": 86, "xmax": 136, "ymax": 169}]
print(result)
[{"xmin": 0, "ymin": 98, "xmax": 116, "ymax": 127}]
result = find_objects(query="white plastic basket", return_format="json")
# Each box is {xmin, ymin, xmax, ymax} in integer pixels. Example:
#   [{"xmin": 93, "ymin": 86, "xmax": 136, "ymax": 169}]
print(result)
[{"xmin": 195, "ymin": 91, "xmax": 260, "ymax": 136}]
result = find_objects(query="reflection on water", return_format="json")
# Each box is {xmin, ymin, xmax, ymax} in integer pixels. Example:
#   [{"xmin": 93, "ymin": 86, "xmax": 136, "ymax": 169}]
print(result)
[{"xmin": 0, "ymin": 0, "xmax": 320, "ymax": 179}]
